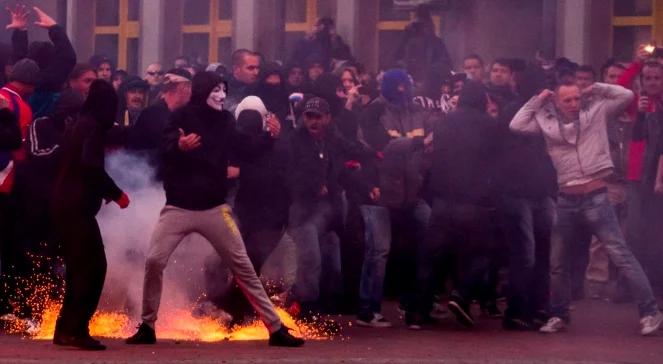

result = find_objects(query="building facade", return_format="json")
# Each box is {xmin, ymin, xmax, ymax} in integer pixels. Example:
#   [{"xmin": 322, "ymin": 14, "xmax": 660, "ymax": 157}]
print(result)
[{"xmin": 0, "ymin": 0, "xmax": 653, "ymax": 76}]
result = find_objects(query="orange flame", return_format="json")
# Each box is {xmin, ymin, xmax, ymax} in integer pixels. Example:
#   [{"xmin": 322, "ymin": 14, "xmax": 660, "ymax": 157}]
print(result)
[{"xmin": 32, "ymin": 303, "xmax": 329, "ymax": 342}]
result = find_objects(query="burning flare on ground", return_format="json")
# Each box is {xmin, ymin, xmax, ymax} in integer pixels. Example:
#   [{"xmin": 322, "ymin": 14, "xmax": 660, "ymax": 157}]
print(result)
[{"xmin": 2, "ymin": 258, "xmax": 336, "ymax": 342}]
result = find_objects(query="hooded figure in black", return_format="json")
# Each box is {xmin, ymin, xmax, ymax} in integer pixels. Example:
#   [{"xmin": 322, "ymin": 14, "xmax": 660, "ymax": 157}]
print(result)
[
  {"xmin": 414, "ymin": 80, "xmax": 501, "ymax": 327},
  {"xmin": 255, "ymin": 63, "xmax": 290, "ymax": 124},
  {"xmin": 51, "ymin": 80, "xmax": 129, "ymax": 351}
]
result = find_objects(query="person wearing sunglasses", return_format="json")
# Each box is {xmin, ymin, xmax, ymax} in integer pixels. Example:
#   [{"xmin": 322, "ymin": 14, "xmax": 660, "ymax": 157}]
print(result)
[{"xmin": 144, "ymin": 63, "xmax": 165, "ymax": 105}]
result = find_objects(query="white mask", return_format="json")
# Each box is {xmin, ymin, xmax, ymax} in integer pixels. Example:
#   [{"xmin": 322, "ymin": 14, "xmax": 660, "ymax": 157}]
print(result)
[{"xmin": 207, "ymin": 84, "xmax": 226, "ymax": 111}]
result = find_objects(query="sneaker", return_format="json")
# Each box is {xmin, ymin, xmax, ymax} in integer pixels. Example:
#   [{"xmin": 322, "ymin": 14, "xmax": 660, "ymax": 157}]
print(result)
[
  {"xmin": 539, "ymin": 317, "xmax": 566, "ymax": 333},
  {"xmin": 356, "ymin": 313, "xmax": 392, "ymax": 328},
  {"xmin": 502, "ymin": 317, "xmax": 538, "ymax": 331},
  {"xmin": 640, "ymin": 312, "xmax": 663, "ymax": 336},
  {"xmin": 447, "ymin": 300, "xmax": 474, "ymax": 328},
  {"xmin": 125, "ymin": 323, "xmax": 156, "ymax": 345},
  {"xmin": 269, "ymin": 326, "xmax": 305, "ymax": 347}
]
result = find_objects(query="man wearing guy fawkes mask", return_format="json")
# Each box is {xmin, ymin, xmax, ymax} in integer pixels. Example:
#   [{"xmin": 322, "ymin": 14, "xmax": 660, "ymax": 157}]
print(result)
[{"xmin": 126, "ymin": 72, "xmax": 304, "ymax": 347}]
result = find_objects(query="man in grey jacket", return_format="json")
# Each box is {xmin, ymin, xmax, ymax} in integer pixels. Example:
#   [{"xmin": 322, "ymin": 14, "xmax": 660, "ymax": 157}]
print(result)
[{"xmin": 510, "ymin": 80, "xmax": 662, "ymax": 336}]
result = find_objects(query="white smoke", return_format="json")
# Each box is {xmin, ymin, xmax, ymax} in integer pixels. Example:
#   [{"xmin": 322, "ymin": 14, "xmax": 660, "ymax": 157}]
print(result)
[
  {"xmin": 96, "ymin": 150, "xmax": 221, "ymax": 318},
  {"xmin": 94, "ymin": 150, "xmax": 297, "ymax": 319}
]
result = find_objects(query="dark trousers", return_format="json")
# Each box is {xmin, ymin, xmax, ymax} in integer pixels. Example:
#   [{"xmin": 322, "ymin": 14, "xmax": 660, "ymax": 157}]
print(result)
[
  {"xmin": 417, "ymin": 198, "xmax": 494, "ymax": 313},
  {"xmin": 53, "ymin": 214, "xmax": 107, "ymax": 337},
  {"xmin": 501, "ymin": 196, "xmax": 554, "ymax": 320}
]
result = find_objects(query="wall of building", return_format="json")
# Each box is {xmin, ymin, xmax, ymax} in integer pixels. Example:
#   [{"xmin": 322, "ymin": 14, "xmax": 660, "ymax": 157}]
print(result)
[{"xmin": 0, "ymin": 0, "xmax": 617, "ymax": 77}]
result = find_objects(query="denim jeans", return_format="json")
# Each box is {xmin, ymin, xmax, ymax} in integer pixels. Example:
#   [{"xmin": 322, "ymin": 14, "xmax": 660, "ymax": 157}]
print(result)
[
  {"xmin": 550, "ymin": 190, "xmax": 659, "ymax": 320},
  {"xmin": 288, "ymin": 199, "xmax": 341, "ymax": 305},
  {"xmin": 416, "ymin": 198, "xmax": 494, "ymax": 313},
  {"xmin": 500, "ymin": 196, "xmax": 555, "ymax": 320},
  {"xmin": 357, "ymin": 205, "xmax": 391, "ymax": 316}
]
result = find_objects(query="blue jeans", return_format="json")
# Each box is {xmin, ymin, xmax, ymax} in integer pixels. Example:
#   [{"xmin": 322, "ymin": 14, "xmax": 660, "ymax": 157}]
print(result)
[
  {"xmin": 358, "ymin": 205, "xmax": 392, "ymax": 316},
  {"xmin": 501, "ymin": 196, "xmax": 555, "ymax": 320},
  {"xmin": 357, "ymin": 200, "xmax": 431, "ymax": 315},
  {"xmin": 551, "ymin": 190, "xmax": 659, "ymax": 320},
  {"xmin": 289, "ymin": 199, "xmax": 341, "ymax": 305}
]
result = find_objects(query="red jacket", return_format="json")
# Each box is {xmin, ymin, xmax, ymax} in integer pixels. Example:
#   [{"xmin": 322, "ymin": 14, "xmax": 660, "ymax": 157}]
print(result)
[
  {"xmin": 616, "ymin": 61, "xmax": 657, "ymax": 182},
  {"xmin": 0, "ymin": 85, "xmax": 33, "ymax": 193}
]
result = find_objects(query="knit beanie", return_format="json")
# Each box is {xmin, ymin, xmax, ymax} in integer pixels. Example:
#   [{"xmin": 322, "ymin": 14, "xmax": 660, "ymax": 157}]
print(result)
[{"xmin": 10, "ymin": 58, "xmax": 40, "ymax": 85}]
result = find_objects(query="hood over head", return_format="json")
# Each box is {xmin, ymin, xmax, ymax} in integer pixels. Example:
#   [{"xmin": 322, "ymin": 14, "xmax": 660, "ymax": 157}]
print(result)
[
  {"xmin": 190, "ymin": 71, "xmax": 227, "ymax": 107},
  {"xmin": 82, "ymin": 79, "xmax": 118, "ymax": 130},
  {"xmin": 381, "ymin": 69, "xmax": 413, "ymax": 106}
]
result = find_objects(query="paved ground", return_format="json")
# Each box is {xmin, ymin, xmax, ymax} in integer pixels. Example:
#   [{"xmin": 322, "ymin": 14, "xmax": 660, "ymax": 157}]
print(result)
[{"xmin": 1, "ymin": 300, "xmax": 663, "ymax": 363}]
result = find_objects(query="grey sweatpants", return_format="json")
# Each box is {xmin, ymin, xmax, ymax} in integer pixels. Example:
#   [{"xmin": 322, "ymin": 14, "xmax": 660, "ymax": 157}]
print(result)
[{"xmin": 140, "ymin": 204, "xmax": 282, "ymax": 333}]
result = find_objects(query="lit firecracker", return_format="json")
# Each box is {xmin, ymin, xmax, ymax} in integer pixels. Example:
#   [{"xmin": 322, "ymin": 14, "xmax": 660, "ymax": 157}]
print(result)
[{"xmin": 1, "ymin": 256, "xmax": 340, "ymax": 342}]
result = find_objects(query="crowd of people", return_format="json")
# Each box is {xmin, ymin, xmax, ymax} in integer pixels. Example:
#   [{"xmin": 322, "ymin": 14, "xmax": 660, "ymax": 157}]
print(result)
[{"xmin": 1, "ymin": 3, "xmax": 663, "ymax": 352}]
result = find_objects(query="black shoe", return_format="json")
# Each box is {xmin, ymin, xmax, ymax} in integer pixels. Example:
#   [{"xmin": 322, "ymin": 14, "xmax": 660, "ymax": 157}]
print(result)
[
  {"xmin": 502, "ymin": 317, "xmax": 538, "ymax": 331},
  {"xmin": 447, "ymin": 299, "xmax": 474, "ymax": 327},
  {"xmin": 404, "ymin": 311, "xmax": 423, "ymax": 330},
  {"xmin": 269, "ymin": 326, "xmax": 305, "ymax": 347},
  {"xmin": 54, "ymin": 334, "xmax": 106, "ymax": 351},
  {"xmin": 483, "ymin": 303, "xmax": 503, "ymax": 319},
  {"xmin": 125, "ymin": 323, "xmax": 156, "ymax": 345}
]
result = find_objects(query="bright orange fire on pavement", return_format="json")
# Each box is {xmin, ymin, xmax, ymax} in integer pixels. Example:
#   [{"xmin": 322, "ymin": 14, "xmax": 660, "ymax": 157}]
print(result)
[
  {"xmin": 2, "ymin": 258, "xmax": 336, "ymax": 343},
  {"xmin": 32, "ymin": 303, "xmax": 329, "ymax": 342}
]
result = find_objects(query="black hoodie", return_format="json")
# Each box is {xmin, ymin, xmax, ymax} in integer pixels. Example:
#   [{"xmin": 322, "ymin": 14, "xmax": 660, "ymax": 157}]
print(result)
[
  {"xmin": 430, "ymin": 81, "xmax": 499, "ymax": 205},
  {"xmin": 52, "ymin": 80, "xmax": 122, "ymax": 216},
  {"xmin": 160, "ymin": 71, "xmax": 274, "ymax": 211}
]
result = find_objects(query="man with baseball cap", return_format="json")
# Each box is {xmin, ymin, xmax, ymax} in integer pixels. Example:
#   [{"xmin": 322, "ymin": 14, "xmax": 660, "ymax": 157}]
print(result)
[{"xmin": 285, "ymin": 96, "xmax": 372, "ymax": 316}]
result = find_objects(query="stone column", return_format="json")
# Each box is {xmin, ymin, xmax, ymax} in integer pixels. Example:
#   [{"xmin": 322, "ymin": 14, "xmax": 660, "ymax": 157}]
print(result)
[{"xmin": 139, "ymin": 0, "xmax": 166, "ymax": 72}]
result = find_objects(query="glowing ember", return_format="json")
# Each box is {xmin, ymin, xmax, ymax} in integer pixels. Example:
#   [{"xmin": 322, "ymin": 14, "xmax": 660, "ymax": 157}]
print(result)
[
  {"xmin": 29, "ymin": 304, "xmax": 331, "ymax": 342},
  {"xmin": 3, "ymin": 255, "xmax": 338, "ymax": 342}
]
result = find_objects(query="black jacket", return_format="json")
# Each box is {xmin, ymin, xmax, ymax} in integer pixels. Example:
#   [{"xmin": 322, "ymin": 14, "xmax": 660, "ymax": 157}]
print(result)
[
  {"xmin": 234, "ymin": 110, "xmax": 290, "ymax": 230},
  {"xmin": 126, "ymin": 100, "xmax": 171, "ymax": 162},
  {"xmin": 0, "ymin": 108, "xmax": 20, "ymax": 151},
  {"xmin": 52, "ymin": 81, "xmax": 122, "ymax": 217},
  {"xmin": 160, "ymin": 104, "xmax": 273, "ymax": 211},
  {"xmin": 431, "ymin": 107, "xmax": 499, "ymax": 206},
  {"xmin": 13, "ymin": 26, "xmax": 77, "ymax": 118},
  {"xmin": 497, "ymin": 98, "xmax": 558, "ymax": 199},
  {"xmin": 285, "ymin": 126, "xmax": 371, "ymax": 204}
]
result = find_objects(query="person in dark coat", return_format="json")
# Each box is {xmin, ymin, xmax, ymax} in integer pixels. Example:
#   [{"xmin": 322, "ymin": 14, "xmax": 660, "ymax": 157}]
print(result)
[
  {"xmin": 7, "ymin": 5, "xmax": 77, "ymax": 119},
  {"xmin": 51, "ymin": 80, "xmax": 130, "ymax": 350},
  {"xmin": 413, "ymin": 81, "xmax": 500, "ymax": 329}
]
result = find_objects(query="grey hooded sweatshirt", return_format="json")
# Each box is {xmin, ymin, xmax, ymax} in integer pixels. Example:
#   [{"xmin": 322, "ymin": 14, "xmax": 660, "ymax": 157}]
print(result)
[{"xmin": 509, "ymin": 83, "xmax": 634, "ymax": 187}]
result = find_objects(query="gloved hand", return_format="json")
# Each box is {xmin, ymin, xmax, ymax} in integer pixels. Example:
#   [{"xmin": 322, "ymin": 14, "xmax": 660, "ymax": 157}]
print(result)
[{"xmin": 115, "ymin": 192, "xmax": 130, "ymax": 209}]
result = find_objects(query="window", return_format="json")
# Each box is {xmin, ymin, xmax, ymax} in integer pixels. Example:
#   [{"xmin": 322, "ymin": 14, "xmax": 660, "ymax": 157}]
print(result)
[
  {"xmin": 284, "ymin": 0, "xmax": 317, "ymax": 59},
  {"xmin": 181, "ymin": 0, "xmax": 233, "ymax": 65},
  {"xmin": 93, "ymin": 0, "xmax": 140, "ymax": 74},
  {"xmin": 611, "ymin": 0, "xmax": 663, "ymax": 61},
  {"xmin": 377, "ymin": 0, "xmax": 441, "ymax": 70}
]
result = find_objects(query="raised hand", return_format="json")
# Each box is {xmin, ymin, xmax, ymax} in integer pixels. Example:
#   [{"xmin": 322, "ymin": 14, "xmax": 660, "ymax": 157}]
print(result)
[
  {"xmin": 33, "ymin": 6, "xmax": 56, "ymax": 28},
  {"xmin": 6, "ymin": 4, "xmax": 29, "ymax": 31}
]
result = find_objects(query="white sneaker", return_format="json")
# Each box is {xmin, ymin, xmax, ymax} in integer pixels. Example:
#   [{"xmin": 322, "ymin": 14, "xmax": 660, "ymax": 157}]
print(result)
[
  {"xmin": 356, "ymin": 313, "xmax": 393, "ymax": 328},
  {"xmin": 640, "ymin": 312, "xmax": 663, "ymax": 336},
  {"xmin": 539, "ymin": 317, "xmax": 566, "ymax": 333}
]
